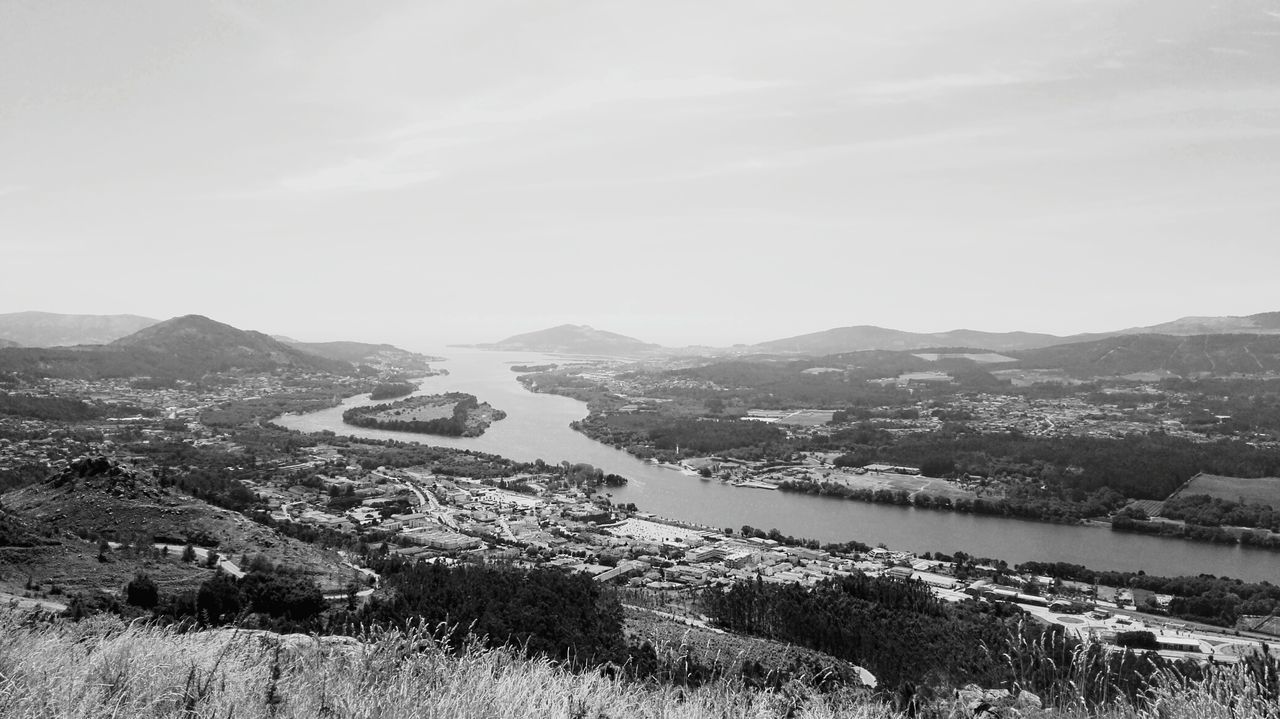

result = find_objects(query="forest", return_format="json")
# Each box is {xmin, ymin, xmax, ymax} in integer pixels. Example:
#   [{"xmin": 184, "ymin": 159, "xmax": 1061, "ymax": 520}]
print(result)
[
  {"xmin": 1159, "ymin": 494, "xmax": 1280, "ymax": 532},
  {"xmin": 1014, "ymin": 560, "xmax": 1280, "ymax": 627},
  {"xmin": 829, "ymin": 428, "xmax": 1280, "ymax": 501},
  {"xmin": 573, "ymin": 412, "xmax": 790, "ymax": 460},
  {"xmin": 369, "ymin": 381, "xmax": 417, "ymax": 400},
  {"xmin": 699, "ymin": 573, "xmax": 1212, "ymax": 708},
  {"xmin": 0, "ymin": 393, "xmax": 109, "ymax": 421}
]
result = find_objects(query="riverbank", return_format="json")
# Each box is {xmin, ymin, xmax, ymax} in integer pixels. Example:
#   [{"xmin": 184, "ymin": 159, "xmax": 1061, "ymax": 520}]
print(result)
[{"xmin": 272, "ymin": 348, "xmax": 1280, "ymax": 581}]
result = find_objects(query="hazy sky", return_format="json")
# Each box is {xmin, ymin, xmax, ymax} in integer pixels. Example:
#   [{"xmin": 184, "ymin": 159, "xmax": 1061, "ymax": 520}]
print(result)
[{"xmin": 3, "ymin": 0, "xmax": 1279, "ymax": 349}]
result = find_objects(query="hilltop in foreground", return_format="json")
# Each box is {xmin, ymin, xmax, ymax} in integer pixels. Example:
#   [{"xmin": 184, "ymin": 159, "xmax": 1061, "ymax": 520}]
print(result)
[{"xmin": 1, "ymin": 612, "xmax": 1270, "ymax": 719}]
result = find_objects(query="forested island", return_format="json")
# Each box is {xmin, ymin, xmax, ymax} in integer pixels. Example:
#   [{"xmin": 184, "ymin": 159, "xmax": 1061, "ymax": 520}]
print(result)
[
  {"xmin": 342, "ymin": 392, "xmax": 506, "ymax": 437},
  {"xmin": 369, "ymin": 380, "xmax": 418, "ymax": 400}
]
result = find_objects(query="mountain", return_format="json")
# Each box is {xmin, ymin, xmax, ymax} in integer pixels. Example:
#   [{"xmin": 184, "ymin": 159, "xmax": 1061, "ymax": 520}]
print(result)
[
  {"xmin": 751, "ymin": 311, "xmax": 1280, "ymax": 355},
  {"xmin": 283, "ymin": 340, "xmax": 441, "ymax": 373},
  {"xmin": 111, "ymin": 315, "xmax": 352, "ymax": 375},
  {"xmin": 1115, "ymin": 312, "xmax": 1280, "ymax": 337},
  {"xmin": 0, "ymin": 338, "xmax": 18, "ymax": 349},
  {"xmin": 1010, "ymin": 333, "xmax": 1280, "ymax": 378},
  {"xmin": 477, "ymin": 324, "xmax": 662, "ymax": 356},
  {"xmin": 0, "ymin": 315, "xmax": 352, "ymax": 379},
  {"xmin": 0, "ymin": 311, "xmax": 158, "ymax": 347},
  {"xmin": 753, "ymin": 325, "xmax": 1064, "ymax": 355}
]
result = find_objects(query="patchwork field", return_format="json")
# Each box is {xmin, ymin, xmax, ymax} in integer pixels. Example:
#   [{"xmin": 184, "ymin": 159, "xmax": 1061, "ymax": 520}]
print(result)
[
  {"xmin": 1167, "ymin": 472, "xmax": 1280, "ymax": 507},
  {"xmin": 776, "ymin": 469, "xmax": 981, "ymax": 501},
  {"xmin": 914, "ymin": 352, "xmax": 1016, "ymax": 364},
  {"xmin": 775, "ymin": 409, "xmax": 837, "ymax": 426},
  {"xmin": 369, "ymin": 397, "xmax": 456, "ymax": 422}
]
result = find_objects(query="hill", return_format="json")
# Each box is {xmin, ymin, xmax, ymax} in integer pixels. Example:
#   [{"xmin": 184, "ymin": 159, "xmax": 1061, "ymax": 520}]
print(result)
[
  {"xmin": 283, "ymin": 340, "xmax": 440, "ymax": 373},
  {"xmin": 1010, "ymin": 333, "xmax": 1280, "ymax": 378},
  {"xmin": 0, "ymin": 315, "xmax": 354, "ymax": 380},
  {"xmin": 478, "ymin": 324, "xmax": 662, "ymax": 356},
  {"xmin": 0, "ymin": 615, "xmax": 887, "ymax": 719},
  {"xmin": 750, "ymin": 311, "xmax": 1280, "ymax": 355},
  {"xmin": 0, "ymin": 457, "xmax": 349, "ymax": 595},
  {"xmin": 0, "ymin": 311, "xmax": 158, "ymax": 347},
  {"xmin": 753, "ymin": 325, "xmax": 1066, "ymax": 355},
  {"xmin": 1120, "ymin": 311, "xmax": 1280, "ymax": 337},
  {"xmin": 111, "ymin": 315, "xmax": 350, "ymax": 374},
  {"xmin": 0, "ymin": 338, "xmax": 18, "ymax": 349},
  {"xmin": 1, "ymin": 610, "xmax": 1273, "ymax": 719}
]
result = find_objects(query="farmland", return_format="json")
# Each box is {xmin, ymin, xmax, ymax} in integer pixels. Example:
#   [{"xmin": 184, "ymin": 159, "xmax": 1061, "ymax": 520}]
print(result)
[
  {"xmin": 777, "ymin": 468, "xmax": 983, "ymax": 502},
  {"xmin": 1167, "ymin": 472, "xmax": 1280, "ymax": 507}
]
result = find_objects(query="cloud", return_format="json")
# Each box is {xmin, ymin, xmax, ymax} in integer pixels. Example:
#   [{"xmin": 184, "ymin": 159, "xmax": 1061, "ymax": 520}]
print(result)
[
  {"xmin": 272, "ymin": 135, "xmax": 473, "ymax": 194},
  {"xmin": 852, "ymin": 72, "xmax": 1064, "ymax": 102},
  {"xmin": 277, "ymin": 159, "xmax": 439, "ymax": 194}
]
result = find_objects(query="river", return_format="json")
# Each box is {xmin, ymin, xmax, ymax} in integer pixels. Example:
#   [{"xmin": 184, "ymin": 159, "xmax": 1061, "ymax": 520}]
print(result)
[{"xmin": 277, "ymin": 348, "xmax": 1279, "ymax": 582}]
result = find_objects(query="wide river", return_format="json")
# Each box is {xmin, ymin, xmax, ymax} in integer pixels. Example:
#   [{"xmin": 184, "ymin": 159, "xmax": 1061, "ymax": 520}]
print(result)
[{"xmin": 279, "ymin": 349, "xmax": 1279, "ymax": 582}]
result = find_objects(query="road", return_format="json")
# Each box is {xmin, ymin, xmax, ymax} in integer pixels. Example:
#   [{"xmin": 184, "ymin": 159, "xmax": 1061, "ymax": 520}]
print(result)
[
  {"xmin": 945, "ymin": 584, "xmax": 1280, "ymax": 661},
  {"xmin": 150, "ymin": 543, "xmax": 246, "ymax": 578}
]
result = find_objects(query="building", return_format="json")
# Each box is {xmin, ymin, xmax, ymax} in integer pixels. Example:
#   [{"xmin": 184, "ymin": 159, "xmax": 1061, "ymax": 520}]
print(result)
[{"xmin": 390, "ymin": 512, "xmax": 433, "ymax": 529}]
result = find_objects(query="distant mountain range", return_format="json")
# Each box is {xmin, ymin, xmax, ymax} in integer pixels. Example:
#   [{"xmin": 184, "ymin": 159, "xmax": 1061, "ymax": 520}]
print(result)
[
  {"xmin": 474, "ymin": 324, "xmax": 662, "ymax": 356},
  {"xmin": 0, "ymin": 311, "xmax": 158, "ymax": 347},
  {"xmin": 1009, "ymin": 333, "xmax": 1280, "ymax": 378},
  {"xmin": 747, "ymin": 311, "xmax": 1280, "ymax": 356},
  {"xmin": 751, "ymin": 326, "xmax": 1062, "ymax": 354}
]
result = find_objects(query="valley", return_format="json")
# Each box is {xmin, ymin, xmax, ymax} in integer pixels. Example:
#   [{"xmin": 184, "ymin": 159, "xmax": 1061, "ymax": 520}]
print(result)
[{"xmin": 5, "ymin": 311, "xmax": 1280, "ymax": 709}]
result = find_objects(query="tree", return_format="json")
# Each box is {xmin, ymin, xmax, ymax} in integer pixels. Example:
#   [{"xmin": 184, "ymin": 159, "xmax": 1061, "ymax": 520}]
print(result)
[
  {"xmin": 196, "ymin": 573, "xmax": 242, "ymax": 623},
  {"xmin": 125, "ymin": 573, "xmax": 159, "ymax": 609},
  {"xmin": 181, "ymin": 543, "xmax": 197, "ymax": 563}
]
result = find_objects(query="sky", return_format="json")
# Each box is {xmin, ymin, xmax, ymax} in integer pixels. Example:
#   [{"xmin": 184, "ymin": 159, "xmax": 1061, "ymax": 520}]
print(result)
[{"xmin": 2, "ymin": 0, "xmax": 1279, "ymax": 350}]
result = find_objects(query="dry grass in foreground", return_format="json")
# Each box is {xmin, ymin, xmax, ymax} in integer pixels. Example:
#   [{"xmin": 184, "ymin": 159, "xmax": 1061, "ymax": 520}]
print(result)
[{"xmin": 0, "ymin": 610, "xmax": 1275, "ymax": 719}]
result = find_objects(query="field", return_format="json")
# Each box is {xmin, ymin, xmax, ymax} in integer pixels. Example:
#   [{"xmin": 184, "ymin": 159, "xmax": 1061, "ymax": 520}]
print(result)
[
  {"xmin": 775, "ymin": 409, "xmax": 837, "ymax": 426},
  {"xmin": 1167, "ymin": 472, "xmax": 1280, "ymax": 507},
  {"xmin": 913, "ymin": 352, "xmax": 1016, "ymax": 364},
  {"xmin": 769, "ymin": 468, "xmax": 982, "ymax": 502},
  {"xmin": 366, "ymin": 396, "xmax": 457, "ymax": 422},
  {"xmin": 990, "ymin": 368, "xmax": 1083, "ymax": 386}
]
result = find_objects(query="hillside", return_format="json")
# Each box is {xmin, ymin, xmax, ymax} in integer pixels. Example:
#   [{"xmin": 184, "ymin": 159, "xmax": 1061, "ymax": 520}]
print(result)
[
  {"xmin": 0, "ymin": 311, "xmax": 158, "ymax": 347},
  {"xmin": 112, "ymin": 315, "xmax": 352, "ymax": 374},
  {"xmin": 479, "ymin": 324, "xmax": 662, "ymax": 356},
  {"xmin": 0, "ymin": 457, "xmax": 350, "ymax": 594},
  {"xmin": 753, "ymin": 325, "xmax": 1065, "ymax": 355},
  {"xmin": 0, "ymin": 315, "xmax": 353, "ymax": 380},
  {"xmin": 1121, "ymin": 311, "xmax": 1280, "ymax": 337},
  {"xmin": 283, "ymin": 340, "xmax": 440, "ymax": 373},
  {"xmin": 1010, "ymin": 333, "xmax": 1280, "ymax": 378},
  {"xmin": 0, "ymin": 616, "xmax": 889, "ymax": 719},
  {"xmin": 2, "ymin": 610, "xmax": 1275, "ymax": 719}
]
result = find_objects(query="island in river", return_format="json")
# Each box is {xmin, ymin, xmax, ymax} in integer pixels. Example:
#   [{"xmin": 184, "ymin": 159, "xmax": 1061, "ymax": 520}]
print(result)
[{"xmin": 342, "ymin": 392, "xmax": 506, "ymax": 437}]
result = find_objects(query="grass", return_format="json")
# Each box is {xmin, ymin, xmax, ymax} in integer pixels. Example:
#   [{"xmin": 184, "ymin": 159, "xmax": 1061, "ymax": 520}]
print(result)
[
  {"xmin": 1, "ymin": 609, "xmax": 1278, "ymax": 719},
  {"xmin": 1168, "ymin": 473, "xmax": 1280, "ymax": 507}
]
